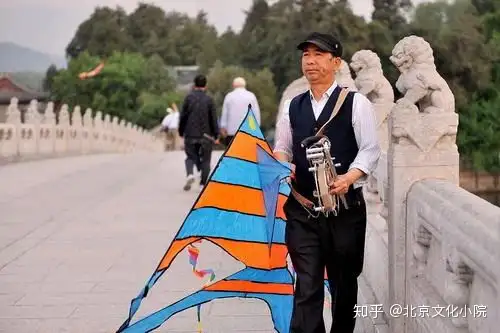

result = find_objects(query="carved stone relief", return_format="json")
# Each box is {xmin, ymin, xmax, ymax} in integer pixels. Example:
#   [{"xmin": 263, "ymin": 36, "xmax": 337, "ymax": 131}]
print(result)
[{"xmin": 412, "ymin": 224, "xmax": 432, "ymax": 277}]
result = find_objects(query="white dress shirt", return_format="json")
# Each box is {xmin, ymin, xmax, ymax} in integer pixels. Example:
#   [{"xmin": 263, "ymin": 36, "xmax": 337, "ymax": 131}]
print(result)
[
  {"xmin": 273, "ymin": 81, "xmax": 380, "ymax": 187},
  {"xmin": 220, "ymin": 87, "xmax": 261, "ymax": 135},
  {"xmin": 161, "ymin": 112, "xmax": 179, "ymax": 130}
]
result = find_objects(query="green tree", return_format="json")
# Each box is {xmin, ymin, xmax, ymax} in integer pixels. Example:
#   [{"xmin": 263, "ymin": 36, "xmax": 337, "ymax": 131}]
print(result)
[
  {"xmin": 372, "ymin": 0, "xmax": 412, "ymax": 33},
  {"xmin": 43, "ymin": 64, "xmax": 59, "ymax": 93},
  {"xmin": 471, "ymin": 0, "xmax": 499, "ymax": 15},
  {"xmin": 51, "ymin": 51, "xmax": 176, "ymax": 129},
  {"xmin": 206, "ymin": 61, "xmax": 277, "ymax": 132},
  {"xmin": 409, "ymin": 0, "xmax": 495, "ymax": 109},
  {"xmin": 127, "ymin": 3, "xmax": 170, "ymax": 57},
  {"xmin": 66, "ymin": 6, "xmax": 133, "ymax": 59},
  {"xmin": 137, "ymin": 91, "xmax": 185, "ymax": 129},
  {"xmin": 238, "ymin": 0, "xmax": 271, "ymax": 70},
  {"xmin": 457, "ymin": 93, "xmax": 500, "ymax": 172},
  {"xmin": 211, "ymin": 28, "xmax": 241, "ymax": 69}
]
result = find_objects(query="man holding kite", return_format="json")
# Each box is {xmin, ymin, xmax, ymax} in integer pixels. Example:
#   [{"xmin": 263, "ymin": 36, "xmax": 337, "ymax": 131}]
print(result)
[{"xmin": 273, "ymin": 32, "xmax": 381, "ymax": 333}]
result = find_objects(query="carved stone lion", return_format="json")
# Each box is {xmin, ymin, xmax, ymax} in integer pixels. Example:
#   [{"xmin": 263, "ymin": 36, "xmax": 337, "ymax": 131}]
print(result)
[
  {"xmin": 336, "ymin": 60, "xmax": 357, "ymax": 91},
  {"xmin": 390, "ymin": 35, "xmax": 455, "ymax": 113},
  {"xmin": 350, "ymin": 50, "xmax": 394, "ymax": 104},
  {"xmin": 277, "ymin": 75, "xmax": 309, "ymax": 119}
]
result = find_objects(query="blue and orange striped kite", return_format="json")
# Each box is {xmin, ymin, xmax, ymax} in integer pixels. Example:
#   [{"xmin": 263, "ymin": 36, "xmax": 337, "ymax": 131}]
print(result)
[
  {"xmin": 116, "ymin": 107, "xmax": 295, "ymax": 333},
  {"xmin": 116, "ymin": 107, "xmax": 334, "ymax": 332}
]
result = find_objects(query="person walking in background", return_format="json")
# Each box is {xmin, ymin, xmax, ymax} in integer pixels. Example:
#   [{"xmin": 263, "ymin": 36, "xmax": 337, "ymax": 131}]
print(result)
[
  {"xmin": 178, "ymin": 74, "xmax": 220, "ymax": 191},
  {"xmin": 219, "ymin": 77, "xmax": 261, "ymax": 146},
  {"xmin": 161, "ymin": 104, "xmax": 180, "ymax": 151}
]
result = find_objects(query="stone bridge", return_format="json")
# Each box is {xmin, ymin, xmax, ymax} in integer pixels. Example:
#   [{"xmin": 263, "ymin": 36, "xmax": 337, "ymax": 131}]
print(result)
[{"xmin": 1, "ymin": 35, "xmax": 499, "ymax": 333}]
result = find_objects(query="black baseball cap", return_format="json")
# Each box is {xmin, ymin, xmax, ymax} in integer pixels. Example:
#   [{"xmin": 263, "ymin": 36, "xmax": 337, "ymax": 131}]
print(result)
[{"xmin": 297, "ymin": 32, "xmax": 343, "ymax": 57}]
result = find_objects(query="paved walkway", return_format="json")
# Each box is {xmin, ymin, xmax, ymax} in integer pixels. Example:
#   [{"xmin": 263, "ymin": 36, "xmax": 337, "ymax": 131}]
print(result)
[{"xmin": 0, "ymin": 152, "xmax": 361, "ymax": 332}]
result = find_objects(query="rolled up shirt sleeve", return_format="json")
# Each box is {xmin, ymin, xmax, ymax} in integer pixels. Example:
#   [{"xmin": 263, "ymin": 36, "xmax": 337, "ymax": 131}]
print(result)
[
  {"xmin": 273, "ymin": 99, "xmax": 293, "ymax": 159},
  {"xmin": 349, "ymin": 93, "xmax": 381, "ymax": 184}
]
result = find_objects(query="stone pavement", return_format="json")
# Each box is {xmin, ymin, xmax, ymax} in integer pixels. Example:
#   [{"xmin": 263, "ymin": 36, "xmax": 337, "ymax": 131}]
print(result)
[{"xmin": 0, "ymin": 152, "xmax": 363, "ymax": 332}]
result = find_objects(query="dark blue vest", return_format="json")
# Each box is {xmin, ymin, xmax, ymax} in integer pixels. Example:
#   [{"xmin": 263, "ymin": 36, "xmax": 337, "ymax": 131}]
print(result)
[{"xmin": 289, "ymin": 86, "xmax": 359, "ymax": 202}]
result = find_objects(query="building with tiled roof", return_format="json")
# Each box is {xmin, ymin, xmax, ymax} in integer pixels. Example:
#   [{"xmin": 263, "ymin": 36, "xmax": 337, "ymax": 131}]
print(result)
[{"xmin": 0, "ymin": 73, "xmax": 50, "ymax": 122}]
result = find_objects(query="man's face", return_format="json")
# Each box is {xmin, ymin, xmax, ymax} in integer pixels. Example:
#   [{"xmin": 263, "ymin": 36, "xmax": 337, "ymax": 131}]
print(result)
[{"xmin": 301, "ymin": 44, "xmax": 341, "ymax": 83}]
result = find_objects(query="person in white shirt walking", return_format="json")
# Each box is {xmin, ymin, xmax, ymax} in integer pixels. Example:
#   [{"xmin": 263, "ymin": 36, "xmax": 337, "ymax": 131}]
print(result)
[
  {"xmin": 219, "ymin": 77, "xmax": 261, "ymax": 146},
  {"xmin": 161, "ymin": 104, "xmax": 180, "ymax": 151}
]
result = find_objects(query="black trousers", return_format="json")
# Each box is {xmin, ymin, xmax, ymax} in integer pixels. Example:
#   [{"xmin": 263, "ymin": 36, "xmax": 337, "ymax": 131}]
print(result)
[
  {"xmin": 183, "ymin": 138, "xmax": 213, "ymax": 185},
  {"xmin": 284, "ymin": 190, "xmax": 367, "ymax": 333},
  {"xmin": 223, "ymin": 135, "xmax": 234, "ymax": 147}
]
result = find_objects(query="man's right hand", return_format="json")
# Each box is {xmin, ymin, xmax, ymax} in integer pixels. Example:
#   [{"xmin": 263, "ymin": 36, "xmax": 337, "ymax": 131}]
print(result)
[{"xmin": 220, "ymin": 128, "xmax": 228, "ymax": 138}]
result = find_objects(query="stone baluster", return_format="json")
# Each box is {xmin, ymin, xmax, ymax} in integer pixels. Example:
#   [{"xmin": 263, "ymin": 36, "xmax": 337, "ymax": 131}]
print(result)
[
  {"xmin": 58, "ymin": 105, "xmax": 70, "ymax": 125},
  {"xmin": 137, "ymin": 126, "xmax": 143, "ymax": 150},
  {"xmin": 81, "ymin": 108, "xmax": 93, "ymax": 153},
  {"xmin": 71, "ymin": 106, "xmax": 83, "ymax": 152},
  {"xmin": 56, "ymin": 104, "xmax": 70, "ymax": 154},
  {"xmin": 93, "ymin": 111, "xmax": 103, "ymax": 151},
  {"xmin": 6, "ymin": 97, "xmax": 21, "ymax": 125},
  {"xmin": 102, "ymin": 114, "xmax": 111, "ymax": 151},
  {"xmin": 38, "ymin": 102, "xmax": 56, "ymax": 155},
  {"xmin": 1, "ymin": 96, "xmax": 161, "ymax": 158},
  {"xmin": 71, "ymin": 106, "xmax": 82, "ymax": 127},
  {"xmin": 83, "ymin": 108, "xmax": 93, "ymax": 128},
  {"xmin": 22, "ymin": 100, "xmax": 40, "ymax": 154},
  {"xmin": 0, "ymin": 98, "xmax": 20, "ymax": 158},
  {"xmin": 132, "ymin": 124, "xmax": 138, "ymax": 150},
  {"xmin": 25, "ymin": 100, "xmax": 41, "ymax": 125},
  {"xmin": 386, "ymin": 35, "xmax": 459, "ymax": 333},
  {"xmin": 119, "ymin": 119, "xmax": 127, "ymax": 152},
  {"xmin": 126, "ymin": 122, "xmax": 133, "ymax": 152},
  {"xmin": 350, "ymin": 50, "xmax": 394, "ymax": 220},
  {"xmin": 111, "ymin": 116, "xmax": 119, "ymax": 151},
  {"xmin": 94, "ymin": 111, "xmax": 103, "ymax": 129},
  {"xmin": 43, "ymin": 102, "xmax": 56, "ymax": 125}
]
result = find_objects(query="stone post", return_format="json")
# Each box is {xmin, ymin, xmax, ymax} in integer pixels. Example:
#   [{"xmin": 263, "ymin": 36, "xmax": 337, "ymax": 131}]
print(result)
[
  {"xmin": 350, "ymin": 49, "xmax": 396, "ymax": 318},
  {"xmin": 5, "ymin": 98, "xmax": 21, "ymax": 158},
  {"xmin": 386, "ymin": 36, "xmax": 459, "ymax": 333},
  {"xmin": 350, "ymin": 49, "xmax": 395, "ymax": 213}
]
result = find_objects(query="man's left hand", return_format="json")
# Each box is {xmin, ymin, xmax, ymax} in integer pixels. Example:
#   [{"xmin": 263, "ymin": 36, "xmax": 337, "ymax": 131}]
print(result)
[{"xmin": 329, "ymin": 174, "xmax": 352, "ymax": 195}]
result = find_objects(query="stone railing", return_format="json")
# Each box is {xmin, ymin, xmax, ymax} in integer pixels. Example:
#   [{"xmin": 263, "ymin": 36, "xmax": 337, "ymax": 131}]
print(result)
[
  {"xmin": 406, "ymin": 179, "xmax": 499, "ymax": 333},
  {"xmin": 278, "ymin": 35, "xmax": 500, "ymax": 333},
  {"xmin": 0, "ymin": 98, "xmax": 163, "ymax": 163},
  {"xmin": 360, "ymin": 36, "xmax": 500, "ymax": 333}
]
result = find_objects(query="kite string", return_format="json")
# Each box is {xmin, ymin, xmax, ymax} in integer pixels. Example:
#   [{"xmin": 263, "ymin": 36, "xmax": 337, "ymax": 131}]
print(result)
[{"xmin": 187, "ymin": 241, "xmax": 216, "ymax": 332}]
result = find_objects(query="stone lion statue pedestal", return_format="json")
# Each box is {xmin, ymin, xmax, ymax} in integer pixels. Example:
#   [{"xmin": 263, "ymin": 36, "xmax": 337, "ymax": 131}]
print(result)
[{"xmin": 386, "ymin": 35, "xmax": 460, "ymax": 333}]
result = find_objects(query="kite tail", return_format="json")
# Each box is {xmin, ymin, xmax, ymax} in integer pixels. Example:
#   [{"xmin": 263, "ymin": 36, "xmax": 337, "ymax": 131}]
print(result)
[
  {"xmin": 196, "ymin": 304, "xmax": 202, "ymax": 332},
  {"xmin": 187, "ymin": 243, "xmax": 216, "ymax": 285},
  {"xmin": 187, "ymin": 243, "xmax": 216, "ymax": 332}
]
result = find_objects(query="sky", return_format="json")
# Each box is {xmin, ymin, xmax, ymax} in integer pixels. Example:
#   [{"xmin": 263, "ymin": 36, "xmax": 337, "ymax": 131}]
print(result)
[{"xmin": 0, "ymin": 0, "xmax": 430, "ymax": 56}]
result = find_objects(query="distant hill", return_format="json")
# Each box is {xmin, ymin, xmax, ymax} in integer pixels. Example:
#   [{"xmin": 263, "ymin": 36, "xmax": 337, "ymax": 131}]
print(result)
[{"xmin": 0, "ymin": 42, "xmax": 66, "ymax": 73}]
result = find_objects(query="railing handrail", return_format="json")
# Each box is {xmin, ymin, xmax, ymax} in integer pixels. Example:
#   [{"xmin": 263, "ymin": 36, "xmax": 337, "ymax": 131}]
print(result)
[{"xmin": 408, "ymin": 179, "xmax": 500, "ymax": 286}]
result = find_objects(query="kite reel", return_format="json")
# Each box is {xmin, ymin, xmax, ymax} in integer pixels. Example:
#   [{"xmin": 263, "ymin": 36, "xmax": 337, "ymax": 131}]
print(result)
[{"xmin": 301, "ymin": 135, "xmax": 349, "ymax": 216}]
